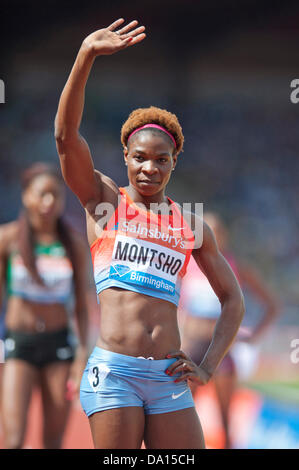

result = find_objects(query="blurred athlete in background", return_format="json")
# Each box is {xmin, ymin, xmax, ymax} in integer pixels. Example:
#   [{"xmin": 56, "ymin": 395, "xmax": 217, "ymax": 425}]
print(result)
[
  {"xmin": 0, "ymin": 163, "xmax": 89, "ymax": 449},
  {"xmin": 180, "ymin": 211, "xmax": 280, "ymax": 449}
]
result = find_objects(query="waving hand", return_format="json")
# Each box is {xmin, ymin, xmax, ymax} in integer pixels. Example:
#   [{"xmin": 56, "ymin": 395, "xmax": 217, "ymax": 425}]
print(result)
[{"xmin": 83, "ymin": 18, "xmax": 146, "ymax": 56}]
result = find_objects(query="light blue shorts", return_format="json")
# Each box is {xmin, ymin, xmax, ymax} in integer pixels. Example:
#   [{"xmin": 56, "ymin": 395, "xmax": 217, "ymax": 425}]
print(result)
[{"xmin": 80, "ymin": 346, "xmax": 195, "ymax": 417}]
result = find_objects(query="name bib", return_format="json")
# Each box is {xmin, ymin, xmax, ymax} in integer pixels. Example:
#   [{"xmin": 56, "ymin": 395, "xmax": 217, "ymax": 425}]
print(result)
[{"xmin": 109, "ymin": 235, "xmax": 186, "ymax": 296}]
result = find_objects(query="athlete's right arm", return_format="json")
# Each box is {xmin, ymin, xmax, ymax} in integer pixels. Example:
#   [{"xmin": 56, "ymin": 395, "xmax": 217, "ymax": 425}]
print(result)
[{"xmin": 54, "ymin": 19, "xmax": 146, "ymax": 208}]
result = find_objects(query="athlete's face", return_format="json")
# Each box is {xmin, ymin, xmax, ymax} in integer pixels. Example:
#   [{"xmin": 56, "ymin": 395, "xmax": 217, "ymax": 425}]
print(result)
[
  {"xmin": 124, "ymin": 131, "xmax": 177, "ymax": 197},
  {"xmin": 22, "ymin": 174, "xmax": 65, "ymax": 221}
]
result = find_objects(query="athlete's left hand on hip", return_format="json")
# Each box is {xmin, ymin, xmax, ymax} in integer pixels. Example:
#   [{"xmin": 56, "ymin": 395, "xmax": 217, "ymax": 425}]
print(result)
[{"xmin": 165, "ymin": 350, "xmax": 211, "ymax": 386}]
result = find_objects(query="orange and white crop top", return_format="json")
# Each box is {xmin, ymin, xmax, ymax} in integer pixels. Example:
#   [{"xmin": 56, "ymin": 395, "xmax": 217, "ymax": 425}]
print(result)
[{"xmin": 90, "ymin": 187, "xmax": 195, "ymax": 306}]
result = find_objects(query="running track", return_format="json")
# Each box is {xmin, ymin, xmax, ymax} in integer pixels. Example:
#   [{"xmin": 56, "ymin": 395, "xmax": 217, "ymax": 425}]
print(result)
[{"xmin": 0, "ymin": 383, "xmax": 259, "ymax": 449}]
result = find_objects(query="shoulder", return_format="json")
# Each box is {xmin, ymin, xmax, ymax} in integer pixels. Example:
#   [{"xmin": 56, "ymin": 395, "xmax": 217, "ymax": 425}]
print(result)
[
  {"xmin": 93, "ymin": 169, "xmax": 119, "ymax": 193},
  {"xmin": 0, "ymin": 221, "xmax": 19, "ymax": 254},
  {"xmin": 0, "ymin": 220, "xmax": 19, "ymax": 237},
  {"xmin": 172, "ymin": 206, "xmax": 209, "ymax": 250},
  {"xmin": 188, "ymin": 214, "xmax": 217, "ymax": 252}
]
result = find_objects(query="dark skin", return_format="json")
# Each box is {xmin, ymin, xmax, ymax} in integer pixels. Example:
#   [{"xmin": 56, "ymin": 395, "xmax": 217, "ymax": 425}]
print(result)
[
  {"xmin": 55, "ymin": 18, "xmax": 245, "ymax": 449},
  {"xmin": 0, "ymin": 174, "xmax": 89, "ymax": 449}
]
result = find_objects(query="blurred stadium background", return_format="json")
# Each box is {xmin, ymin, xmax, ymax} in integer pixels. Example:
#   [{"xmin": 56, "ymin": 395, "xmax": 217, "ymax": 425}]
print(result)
[{"xmin": 0, "ymin": 0, "xmax": 298, "ymax": 449}]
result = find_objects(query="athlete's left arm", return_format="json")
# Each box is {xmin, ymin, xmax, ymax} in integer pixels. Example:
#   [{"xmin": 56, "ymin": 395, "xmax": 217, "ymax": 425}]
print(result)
[
  {"xmin": 167, "ymin": 220, "xmax": 245, "ymax": 384},
  {"xmin": 191, "ymin": 221, "xmax": 245, "ymax": 379}
]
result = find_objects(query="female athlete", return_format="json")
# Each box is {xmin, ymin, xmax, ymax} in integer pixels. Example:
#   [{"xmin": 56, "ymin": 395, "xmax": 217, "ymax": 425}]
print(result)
[
  {"xmin": 0, "ymin": 163, "xmax": 89, "ymax": 448},
  {"xmin": 54, "ymin": 18, "xmax": 245, "ymax": 449}
]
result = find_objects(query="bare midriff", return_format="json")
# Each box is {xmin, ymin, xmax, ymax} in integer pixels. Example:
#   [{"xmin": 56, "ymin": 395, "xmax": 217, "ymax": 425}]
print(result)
[
  {"xmin": 5, "ymin": 296, "xmax": 69, "ymax": 333},
  {"xmin": 96, "ymin": 287, "xmax": 181, "ymax": 359}
]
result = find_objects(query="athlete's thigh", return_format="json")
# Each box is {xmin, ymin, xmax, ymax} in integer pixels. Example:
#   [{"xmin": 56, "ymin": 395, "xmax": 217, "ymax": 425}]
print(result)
[
  {"xmin": 1, "ymin": 359, "xmax": 38, "ymax": 444},
  {"xmin": 39, "ymin": 361, "xmax": 72, "ymax": 435},
  {"xmin": 89, "ymin": 407, "xmax": 145, "ymax": 449},
  {"xmin": 144, "ymin": 407, "xmax": 205, "ymax": 449}
]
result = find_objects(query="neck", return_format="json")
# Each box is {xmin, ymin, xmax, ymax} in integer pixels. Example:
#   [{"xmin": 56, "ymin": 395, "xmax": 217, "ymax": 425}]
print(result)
[{"xmin": 125, "ymin": 185, "xmax": 169, "ymax": 209}]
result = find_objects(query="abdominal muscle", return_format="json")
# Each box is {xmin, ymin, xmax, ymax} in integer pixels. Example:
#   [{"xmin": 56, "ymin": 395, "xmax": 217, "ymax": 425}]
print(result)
[
  {"xmin": 5, "ymin": 296, "xmax": 69, "ymax": 333},
  {"xmin": 96, "ymin": 287, "xmax": 181, "ymax": 359}
]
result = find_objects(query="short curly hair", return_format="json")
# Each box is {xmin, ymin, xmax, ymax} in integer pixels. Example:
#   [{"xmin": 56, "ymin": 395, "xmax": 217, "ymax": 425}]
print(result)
[{"xmin": 121, "ymin": 106, "xmax": 184, "ymax": 154}]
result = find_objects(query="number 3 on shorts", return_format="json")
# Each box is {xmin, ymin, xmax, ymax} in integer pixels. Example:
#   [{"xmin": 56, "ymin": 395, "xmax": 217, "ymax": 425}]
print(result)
[{"xmin": 87, "ymin": 363, "xmax": 110, "ymax": 392}]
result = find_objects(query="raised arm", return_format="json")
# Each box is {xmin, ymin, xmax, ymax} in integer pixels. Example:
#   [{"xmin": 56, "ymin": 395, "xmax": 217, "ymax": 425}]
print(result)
[{"xmin": 54, "ymin": 18, "xmax": 146, "ymax": 207}]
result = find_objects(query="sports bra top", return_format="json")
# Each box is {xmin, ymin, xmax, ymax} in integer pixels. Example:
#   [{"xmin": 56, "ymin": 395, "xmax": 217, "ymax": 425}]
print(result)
[
  {"xmin": 90, "ymin": 187, "xmax": 195, "ymax": 306},
  {"xmin": 179, "ymin": 252, "xmax": 239, "ymax": 319},
  {"xmin": 6, "ymin": 241, "xmax": 74, "ymax": 305}
]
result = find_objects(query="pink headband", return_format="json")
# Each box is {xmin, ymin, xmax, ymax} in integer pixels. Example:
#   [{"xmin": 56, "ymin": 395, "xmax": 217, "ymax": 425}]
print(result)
[{"xmin": 127, "ymin": 124, "xmax": 177, "ymax": 149}]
